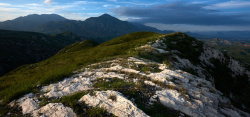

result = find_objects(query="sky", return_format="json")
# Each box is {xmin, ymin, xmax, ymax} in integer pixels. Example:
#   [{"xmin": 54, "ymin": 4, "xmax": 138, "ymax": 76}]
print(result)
[{"xmin": 0, "ymin": 0, "xmax": 250, "ymax": 32}]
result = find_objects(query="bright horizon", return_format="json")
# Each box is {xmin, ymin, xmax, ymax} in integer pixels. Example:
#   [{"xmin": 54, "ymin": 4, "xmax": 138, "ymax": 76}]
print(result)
[{"xmin": 0, "ymin": 0, "xmax": 250, "ymax": 32}]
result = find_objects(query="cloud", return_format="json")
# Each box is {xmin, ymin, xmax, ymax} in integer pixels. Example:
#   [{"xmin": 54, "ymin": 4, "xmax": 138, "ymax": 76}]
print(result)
[
  {"xmin": 44, "ymin": 0, "xmax": 53, "ymax": 5},
  {"xmin": 205, "ymin": 1, "xmax": 250, "ymax": 9},
  {"xmin": 103, "ymin": 4, "xmax": 111, "ymax": 8},
  {"xmin": 26, "ymin": 3, "xmax": 42, "ymax": 6},
  {"xmin": 0, "ymin": 3, "xmax": 11, "ymax": 6},
  {"xmin": 111, "ymin": 2, "xmax": 250, "ymax": 26}
]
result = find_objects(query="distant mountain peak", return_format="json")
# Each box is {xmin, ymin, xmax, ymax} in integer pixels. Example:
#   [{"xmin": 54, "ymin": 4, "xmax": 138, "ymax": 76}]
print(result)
[
  {"xmin": 84, "ymin": 14, "xmax": 120, "ymax": 22},
  {"xmin": 0, "ymin": 14, "xmax": 67, "ymax": 31},
  {"xmin": 99, "ymin": 13, "xmax": 113, "ymax": 18},
  {"xmin": 14, "ymin": 14, "xmax": 67, "ymax": 21}
]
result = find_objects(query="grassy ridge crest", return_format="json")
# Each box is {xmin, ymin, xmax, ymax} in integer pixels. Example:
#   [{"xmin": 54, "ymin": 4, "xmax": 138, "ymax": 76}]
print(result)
[{"xmin": 0, "ymin": 32, "xmax": 163, "ymax": 104}]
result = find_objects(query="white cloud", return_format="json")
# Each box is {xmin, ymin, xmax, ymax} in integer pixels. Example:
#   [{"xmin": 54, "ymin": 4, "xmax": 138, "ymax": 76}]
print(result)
[
  {"xmin": 0, "ymin": 3, "xmax": 11, "ymax": 6},
  {"xmin": 103, "ymin": 4, "xmax": 111, "ymax": 7},
  {"xmin": 44, "ymin": 0, "xmax": 53, "ymax": 5},
  {"xmin": 205, "ymin": 1, "xmax": 250, "ymax": 9},
  {"xmin": 26, "ymin": 3, "xmax": 42, "ymax": 6}
]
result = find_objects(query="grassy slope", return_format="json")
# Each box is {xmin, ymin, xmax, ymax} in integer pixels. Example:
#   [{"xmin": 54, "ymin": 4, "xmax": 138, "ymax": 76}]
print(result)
[{"xmin": 0, "ymin": 32, "xmax": 163, "ymax": 104}]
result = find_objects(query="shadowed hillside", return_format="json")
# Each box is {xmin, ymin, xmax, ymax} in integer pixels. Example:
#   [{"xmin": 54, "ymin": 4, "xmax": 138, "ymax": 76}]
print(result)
[{"xmin": 0, "ymin": 30, "xmax": 86, "ymax": 76}]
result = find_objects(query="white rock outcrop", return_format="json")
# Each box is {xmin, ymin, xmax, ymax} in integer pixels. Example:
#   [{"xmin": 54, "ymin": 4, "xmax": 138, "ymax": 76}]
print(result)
[
  {"xmin": 79, "ymin": 90, "xmax": 149, "ymax": 117},
  {"xmin": 229, "ymin": 59, "xmax": 250, "ymax": 78},
  {"xmin": 9, "ymin": 93, "xmax": 39, "ymax": 114},
  {"xmin": 199, "ymin": 46, "xmax": 225, "ymax": 66},
  {"xmin": 41, "ymin": 77, "xmax": 92, "ymax": 98},
  {"xmin": 32, "ymin": 103, "xmax": 77, "ymax": 117}
]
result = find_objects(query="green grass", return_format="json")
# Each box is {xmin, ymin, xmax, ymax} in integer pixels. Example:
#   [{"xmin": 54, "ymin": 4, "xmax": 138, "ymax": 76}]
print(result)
[
  {"xmin": 0, "ymin": 32, "xmax": 164, "ymax": 105},
  {"xmin": 125, "ymin": 63, "xmax": 162, "ymax": 74},
  {"xmin": 93, "ymin": 78, "xmax": 137, "ymax": 93},
  {"xmin": 140, "ymin": 64, "xmax": 162, "ymax": 74},
  {"xmin": 57, "ymin": 40, "xmax": 99, "ymax": 54}
]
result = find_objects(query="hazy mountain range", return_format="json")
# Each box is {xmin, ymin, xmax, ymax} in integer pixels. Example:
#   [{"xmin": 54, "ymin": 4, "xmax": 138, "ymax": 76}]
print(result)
[
  {"xmin": 0, "ymin": 14, "xmax": 67, "ymax": 31},
  {"xmin": 0, "ymin": 14, "xmax": 249, "ymax": 41},
  {"xmin": 194, "ymin": 31, "xmax": 250, "ymax": 41},
  {"xmin": 0, "ymin": 14, "xmax": 173, "ymax": 42}
]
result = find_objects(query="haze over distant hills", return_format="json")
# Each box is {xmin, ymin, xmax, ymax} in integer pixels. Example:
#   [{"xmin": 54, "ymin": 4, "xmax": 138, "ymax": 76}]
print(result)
[
  {"xmin": 197, "ymin": 31, "xmax": 250, "ymax": 41},
  {"xmin": 0, "ymin": 14, "xmax": 173, "ymax": 42},
  {"xmin": 36, "ymin": 14, "xmax": 139, "ymax": 41},
  {"xmin": 0, "ymin": 14, "xmax": 249, "ymax": 41},
  {"xmin": 0, "ymin": 14, "xmax": 67, "ymax": 31}
]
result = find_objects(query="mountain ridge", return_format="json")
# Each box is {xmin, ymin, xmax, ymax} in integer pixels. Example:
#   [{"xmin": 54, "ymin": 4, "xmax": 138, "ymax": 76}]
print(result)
[
  {"xmin": 0, "ymin": 14, "xmax": 67, "ymax": 31},
  {"xmin": 1, "ymin": 14, "xmax": 250, "ymax": 41},
  {"xmin": 0, "ymin": 14, "xmax": 174, "ymax": 42},
  {"xmin": 35, "ymin": 14, "xmax": 140, "ymax": 42},
  {"xmin": 0, "ymin": 32, "xmax": 249, "ymax": 117}
]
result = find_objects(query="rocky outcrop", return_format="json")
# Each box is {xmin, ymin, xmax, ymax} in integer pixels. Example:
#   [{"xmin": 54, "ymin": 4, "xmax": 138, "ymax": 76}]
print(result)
[
  {"xmin": 32, "ymin": 103, "xmax": 77, "ymax": 117},
  {"xmin": 9, "ymin": 93, "xmax": 39, "ymax": 114},
  {"xmin": 79, "ymin": 90, "xmax": 149, "ymax": 117}
]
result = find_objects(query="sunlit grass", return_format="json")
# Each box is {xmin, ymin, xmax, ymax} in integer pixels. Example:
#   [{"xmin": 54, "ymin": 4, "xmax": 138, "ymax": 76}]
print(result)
[{"xmin": 0, "ymin": 32, "xmax": 163, "ymax": 104}]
